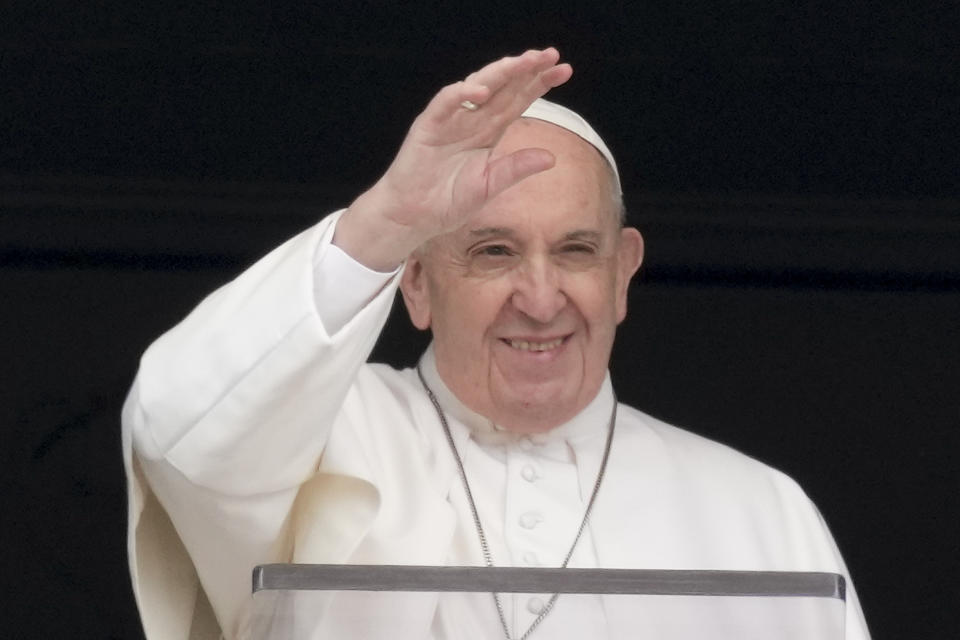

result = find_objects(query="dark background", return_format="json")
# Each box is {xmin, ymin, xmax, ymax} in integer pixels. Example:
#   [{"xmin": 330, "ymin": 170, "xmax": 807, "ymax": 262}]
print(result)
[{"xmin": 2, "ymin": 2, "xmax": 958, "ymax": 638}]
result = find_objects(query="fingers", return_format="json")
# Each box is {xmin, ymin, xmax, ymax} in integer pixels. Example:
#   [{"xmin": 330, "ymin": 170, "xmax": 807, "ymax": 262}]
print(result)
[
  {"xmin": 425, "ymin": 48, "xmax": 572, "ymax": 126},
  {"xmin": 464, "ymin": 48, "xmax": 560, "ymax": 97},
  {"xmin": 464, "ymin": 48, "xmax": 572, "ymax": 117},
  {"xmin": 537, "ymin": 62, "xmax": 574, "ymax": 91},
  {"xmin": 427, "ymin": 81, "xmax": 492, "ymax": 123}
]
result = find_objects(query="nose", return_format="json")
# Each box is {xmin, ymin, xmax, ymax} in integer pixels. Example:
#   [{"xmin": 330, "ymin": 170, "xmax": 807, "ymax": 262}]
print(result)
[{"xmin": 510, "ymin": 257, "xmax": 567, "ymax": 323}]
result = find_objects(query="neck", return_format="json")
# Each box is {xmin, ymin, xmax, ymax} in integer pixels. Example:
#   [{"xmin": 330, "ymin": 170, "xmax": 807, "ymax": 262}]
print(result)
[{"xmin": 417, "ymin": 344, "xmax": 616, "ymax": 443}]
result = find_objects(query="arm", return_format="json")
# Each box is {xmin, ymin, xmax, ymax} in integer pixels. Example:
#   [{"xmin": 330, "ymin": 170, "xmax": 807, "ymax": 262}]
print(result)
[
  {"xmin": 131, "ymin": 48, "xmax": 572, "ymax": 493},
  {"xmin": 128, "ymin": 213, "xmax": 397, "ymax": 493},
  {"xmin": 124, "ymin": 49, "xmax": 573, "ymax": 639},
  {"xmin": 124, "ymin": 213, "xmax": 401, "ymax": 638}
]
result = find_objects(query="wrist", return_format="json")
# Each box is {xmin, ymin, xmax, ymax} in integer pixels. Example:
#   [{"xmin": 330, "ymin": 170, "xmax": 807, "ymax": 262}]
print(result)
[{"xmin": 334, "ymin": 185, "xmax": 425, "ymax": 272}]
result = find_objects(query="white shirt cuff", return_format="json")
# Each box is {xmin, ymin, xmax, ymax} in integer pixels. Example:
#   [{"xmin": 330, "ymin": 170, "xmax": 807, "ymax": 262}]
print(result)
[{"xmin": 313, "ymin": 241, "xmax": 400, "ymax": 335}]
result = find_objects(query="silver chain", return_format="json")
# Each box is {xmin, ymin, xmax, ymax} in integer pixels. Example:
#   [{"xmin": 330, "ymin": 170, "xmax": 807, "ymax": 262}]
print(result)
[{"xmin": 416, "ymin": 364, "xmax": 617, "ymax": 640}]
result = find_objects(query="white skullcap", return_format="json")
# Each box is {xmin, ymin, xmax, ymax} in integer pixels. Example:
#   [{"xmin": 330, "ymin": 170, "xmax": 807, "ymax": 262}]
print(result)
[{"xmin": 521, "ymin": 98, "xmax": 622, "ymax": 194}]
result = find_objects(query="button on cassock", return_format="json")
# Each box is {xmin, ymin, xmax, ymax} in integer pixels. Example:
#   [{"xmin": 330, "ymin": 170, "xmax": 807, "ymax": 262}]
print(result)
[
  {"xmin": 527, "ymin": 597, "xmax": 545, "ymax": 614},
  {"xmin": 521, "ymin": 464, "xmax": 539, "ymax": 482},
  {"xmin": 518, "ymin": 512, "xmax": 543, "ymax": 529}
]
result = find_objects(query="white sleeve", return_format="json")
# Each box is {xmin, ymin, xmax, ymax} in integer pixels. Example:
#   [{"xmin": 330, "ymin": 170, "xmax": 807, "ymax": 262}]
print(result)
[
  {"xmin": 123, "ymin": 209, "xmax": 406, "ymax": 638},
  {"xmin": 129, "ymin": 209, "xmax": 402, "ymax": 493}
]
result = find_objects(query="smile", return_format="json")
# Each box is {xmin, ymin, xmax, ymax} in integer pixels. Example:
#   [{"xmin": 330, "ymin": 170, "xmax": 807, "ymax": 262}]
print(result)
[{"xmin": 504, "ymin": 337, "xmax": 565, "ymax": 352}]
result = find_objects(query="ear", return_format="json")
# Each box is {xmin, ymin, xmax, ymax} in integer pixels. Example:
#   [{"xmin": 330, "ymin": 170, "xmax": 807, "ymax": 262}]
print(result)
[
  {"xmin": 399, "ymin": 253, "xmax": 432, "ymax": 330},
  {"xmin": 614, "ymin": 227, "xmax": 644, "ymax": 323}
]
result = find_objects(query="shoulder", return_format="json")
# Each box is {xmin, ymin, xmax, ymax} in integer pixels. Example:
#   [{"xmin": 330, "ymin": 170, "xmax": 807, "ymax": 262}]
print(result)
[
  {"xmin": 616, "ymin": 404, "xmax": 771, "ymax": 464},
  {"xmin": 347, "ymin": 362, "xmax": 426, "ymax": 414},
  {"xmin": 334, "ymin": 361, "xmax": 442, "ymax": 447},
  {"xmin": 608, "ymin": 404, "xmax": 843, "ymax": 569},
  {"xmin": 614, "ymin": 403, "xmax": 814, "ymax": 508}
]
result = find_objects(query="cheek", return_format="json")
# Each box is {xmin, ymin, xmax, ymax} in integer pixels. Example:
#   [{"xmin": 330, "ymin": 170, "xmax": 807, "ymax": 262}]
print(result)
[
  {"xmin": 571, "ymin": 274, "xmax": 620, "ymax": 324},
  {"xmin": 433, "ymin": 282, "xmax": 509, "ymax": 342}
]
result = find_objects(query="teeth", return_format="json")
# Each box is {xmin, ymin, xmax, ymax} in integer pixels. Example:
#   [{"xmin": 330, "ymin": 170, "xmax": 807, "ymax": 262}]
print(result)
[{"xmin": 507, "ymin": 338, "xmax": 564, "ymax": 352}]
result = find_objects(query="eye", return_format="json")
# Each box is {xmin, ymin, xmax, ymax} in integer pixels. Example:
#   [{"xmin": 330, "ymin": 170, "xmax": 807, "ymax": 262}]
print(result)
[
  {"xmin": 466, "ymin": 243, "xmax": 519, "ymax": 275},
  {"xmin": 561, "ymin": 243, "xmax": 596, "ymax": 254},
  {"xmin": 554, "ymin": 242, "xmax": 602, "ymax": 270},
  {"xmin": 477, "ymin": 244, "xmax": 513, "ymax": 257}
]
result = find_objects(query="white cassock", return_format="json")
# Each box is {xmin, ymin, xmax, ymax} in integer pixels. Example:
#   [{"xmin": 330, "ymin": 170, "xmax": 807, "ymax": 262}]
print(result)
[{"xmin": 123, "ymin": 210, "xmax": 871, "ymax": 640}]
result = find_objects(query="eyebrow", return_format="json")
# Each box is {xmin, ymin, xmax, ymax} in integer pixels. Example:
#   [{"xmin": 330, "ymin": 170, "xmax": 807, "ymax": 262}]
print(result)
[
  {"xmin": 562, "ymin": 230, "xmax": 603, "ymax": 244},
  {"xmin": 466, "ymin": 228, "xmax": 603, "ymax": 243},
  {"xmin": 468, "ymin": 227, "xmax": 517, "ymax": 240}
]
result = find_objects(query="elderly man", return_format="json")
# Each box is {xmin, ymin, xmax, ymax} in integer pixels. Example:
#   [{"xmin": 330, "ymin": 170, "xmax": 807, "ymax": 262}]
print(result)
[{"xmin": 123, "ymin": 49, "xmax": 870, "ymax": 639}]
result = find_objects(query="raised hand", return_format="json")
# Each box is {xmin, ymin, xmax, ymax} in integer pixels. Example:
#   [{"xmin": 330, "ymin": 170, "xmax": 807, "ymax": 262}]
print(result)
[{"xmin": 335, "ymin": 49, "xmax": 572, "ymax": 271}]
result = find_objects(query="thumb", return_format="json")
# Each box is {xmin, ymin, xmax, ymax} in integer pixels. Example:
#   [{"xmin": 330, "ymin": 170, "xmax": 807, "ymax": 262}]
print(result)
[{"xmin": 484, "ymin": 148, "xmax": 556, "ymax": 200}]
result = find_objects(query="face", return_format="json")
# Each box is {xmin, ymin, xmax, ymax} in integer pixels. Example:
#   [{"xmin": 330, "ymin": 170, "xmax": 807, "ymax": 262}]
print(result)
[{"xmin": 401, "ymin": 119, "xmax": 643, "ymax": 433}]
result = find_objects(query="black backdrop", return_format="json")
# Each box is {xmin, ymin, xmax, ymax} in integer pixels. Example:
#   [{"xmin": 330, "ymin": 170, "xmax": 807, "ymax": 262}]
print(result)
[{"xmin": 2, "ymin": 3, "xmax": 958, "ymax": 638}]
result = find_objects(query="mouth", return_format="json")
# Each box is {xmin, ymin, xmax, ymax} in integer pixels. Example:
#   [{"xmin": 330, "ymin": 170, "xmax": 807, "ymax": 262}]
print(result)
[{"xmin": 502, "ymin": 337, "xmax": 566, "ymax": 352}]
